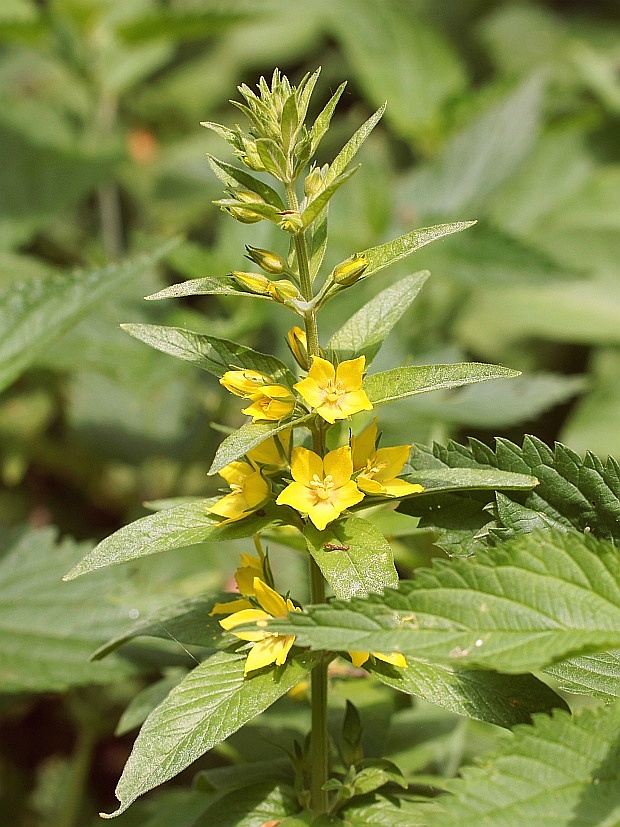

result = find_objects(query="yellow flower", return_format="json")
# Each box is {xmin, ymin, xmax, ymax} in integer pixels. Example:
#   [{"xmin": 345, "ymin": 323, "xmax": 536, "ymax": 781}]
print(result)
[
  {"xmin": 276, "ymin": 446, "xmax": 363, "ymax": 530},
  {"xmin": 349, "ymin": 651, "xmax": 407, "ymax": 669},
  {"xmin": 207, "ymin": 460, "xmax": 269, "ymax": 523},
  {"xmin": 219, "ymin": 577, "xmax": 301, "ymax": 675},
  {"xmin": 220, "ymin": 369, "xmax": 273, "ymax": 398},
  {"xmin": 220, "ymin": 369, "xmax": 295, "ymax": 422},
  {"xmin": 294, "ymin": 356, "xmax": 373, "ymax": 424},
  {"xmin": 246, "ymin": 433, "xmax": 290, "ymax": 471},
  {"xmin": 352, "ymin": 420, "xmax": 424, "ymax": 498},
  {"xmin": 210, "ymin": 552, "xmax": 270, "ymax": 615}
]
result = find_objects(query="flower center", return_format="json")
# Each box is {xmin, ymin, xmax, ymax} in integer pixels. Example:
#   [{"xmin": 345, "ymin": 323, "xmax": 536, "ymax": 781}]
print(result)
[
  {"xmin": 310, "ymin": 473, "xmax": 335, "ymax": 501},
  {"xmin": 363, "ymin": 458, "xmax": 387, "ymax": 478},
  {"xmin": 325, "ymin": 380, "xmax": 345, "ymax": 404}
]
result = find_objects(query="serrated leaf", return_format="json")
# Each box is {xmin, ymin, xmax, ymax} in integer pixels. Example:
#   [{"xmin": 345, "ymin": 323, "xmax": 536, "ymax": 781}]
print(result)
[
  {"xmin": 301, "ymin": 167, "xmax": 359, "ymax": 228},
  {"xmin": 426, "ymin": 704, "xmax": 620, "ymax": 826},
  {"xmin": 208, "ymin": 416, "xmax": 311, "ymax": 475},
  {"xmin": 304, "ymin": 516, "xmax": 398, "ymax": 600},
  {"xmin": 103, "ymin": 650, "xmax": 318, "ymax": 818},
  {"xmin": 193, "ymin": 781, "xmax": 299, "ymax": 827},
  {"xmin": 327, "ymin": 271, "xmax": 429, "ymax": 365},
  {"xmin": 121, "ymin": 324, "xmax": 295, "ymax": 385},
  {"xmin": 364, "ymin": 363, "xmax": 520, "ymax": 406},
  {"xmin": 371, "ymin": 659, "xmax": 567, "ymax": 729},
  {"xmin": 145, "ymin": 276, "xmax": 259, "ymax": 301},
  {"xmin": 0, "ymin": 527, "xmax": 155, "ymax": 692},
  {"xmin": 359, "ymin": 222, "xmax": 476, "ymax": 281},
  {"xmin": 325, "ymin": 102, "xmax": 386, "ymax": 184},
  {"xmin": 264, "ymin": 530, "xmax": 620, "ymax": 673},
  {"xmin": 64, "ymin": 501, "xmax": 278, "ymax": 580},
  {"xmin": 544, "ymin": 651, "xmax": 620, "ymax": 702},
  {"xmin": 0, "ymin": 240, "xmax": 178, "ymax": 393},
  {"xmin": 206, "ymin": 155, "xmax": 285, "ymax": 209}
]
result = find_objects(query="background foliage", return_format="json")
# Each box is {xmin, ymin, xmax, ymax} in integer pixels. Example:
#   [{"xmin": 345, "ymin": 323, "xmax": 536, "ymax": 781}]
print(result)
[{"xmin": 1, "ymin": 1, "xmax": 619, "ymax": 825}]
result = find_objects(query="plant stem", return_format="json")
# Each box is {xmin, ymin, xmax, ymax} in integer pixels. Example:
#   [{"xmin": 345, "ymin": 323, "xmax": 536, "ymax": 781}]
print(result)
[
  {"xmin": 58, "ymin": 724, "xmax": 97, "ymax": 827},
  {"xmin": 285, "ymin": 182, "xmax": 320, "ymax": 358},
  {"xmin": 309, "ymin": 554, "xmax": 329, "ymax": 815}
]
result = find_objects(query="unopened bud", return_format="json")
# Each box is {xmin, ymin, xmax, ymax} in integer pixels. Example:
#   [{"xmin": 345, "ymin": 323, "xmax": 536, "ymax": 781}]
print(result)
[
  {"xmin": 224, "ymin": 189, "xmax": 265, "ymax": 224},
  {"xmin": 304, "ymin": 166, "xmax": 323, "ymax": 198},
  {"xmin": 268, "ymin": 279, "xmax": 301, "ymax": 303},
  {"xmin": 278, "ymin": 210, "xmax": 304, "ymax": 234},
  {"xmin": 286, "ymin": 326, "xmax": 310, "ymax": 369},
  {"xmin": 220, "ymin": 369, "xmax": 272, "ymax": 398},
  {"xmin": 232, "ymin": 271, "xmax": 272, "ymax": 295},
  {"xmin": 245, "ymin": 245, "xmax": 287, "ymax": 275},
  {"xmin": 240, "ymin": 139, "xmax": 265, "ymax": 172},
  {"xmin": 332, "ymin": 254, "xmax": 369, "ymax": 286}
]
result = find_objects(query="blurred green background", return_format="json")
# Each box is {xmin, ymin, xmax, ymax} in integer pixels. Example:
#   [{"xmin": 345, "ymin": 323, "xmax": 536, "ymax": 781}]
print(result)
[{"xmin": 1, "ymin": 0, "xmax": 619, "ymax": 824}]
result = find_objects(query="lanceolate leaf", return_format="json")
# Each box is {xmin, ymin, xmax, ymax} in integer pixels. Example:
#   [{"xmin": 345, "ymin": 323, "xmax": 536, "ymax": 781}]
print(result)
[
  {"xmin": 208, "ymin": 416, "xmax": 311, "ymax": 475},
  {"xmin": 359, "ymin": 222, "xmax": 476, "ymax": 280},
  {"xmin": 425, "ymin": 704, "xmax": 620, "ymax": 826},
  {"xmin": 206, "ymin": 155, "xmax": 285, "ymax": 209},
  {"xmin": 0, "ymin": 240, "xmax": 178, "ymax": 393},
  {"xmin": 364, "ymin": 363, "xmax": 520, "ymax": 405},
  {"xmin": 304, "ymin": 516, "xmax": 399, "ymax": 600},
  {"xmin": 327, "ymin": 271, "xmax": 429, "ymax": 364},
  {"xmin": 310, "ymin": 81, "xmax": 347, "ymax": 153},
  {"xmin": 301, "ymin": 167, "xmax": 359, "ymax": 228},
  {"xmin": 102, "ymin": 650, "xmax": 319, "ymax": 818},
  {"xmin": 325, "ymin": 102, "xmax": 386, "ymax": 184},
  {"xmin": 64, "ymin": 501, "xmax": 279, "ymax": 580},
  {"xmin": 145, "ymin": 276, "xmax": 254, "ymax": 301},
  {"xmin": 370, "ymin": 659, "xmax": 567, "ymax": 729},
  {"xmin": 121, "ymin": 324, "xmax": 295, "ymax": 385},
  {"xmin": 265, "ymin": 530, "xmax": 620, "ymax": 674}
]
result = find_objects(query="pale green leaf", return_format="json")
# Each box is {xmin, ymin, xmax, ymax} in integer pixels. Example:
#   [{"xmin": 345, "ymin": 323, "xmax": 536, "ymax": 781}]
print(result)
[
  {"xmin": 426, "ymin": 704, "xmax": 620, "ymax": 826},
  {"xmin": 64, "ymin": 501, "xmax": 279, "ymax": 580},
  {"xmin": 103, "ymin": 651, "xmax": 318, "ymax": 818},
  {"xmin": 213, "ymin": 198, "xmax": 281, "ymax": 223},
  {"xmin": 309, "ymin": 81, "xmax": 347, "ymax": 154},
  {"xmin": 327, "ymin": 271, "xmax": 429, "ymax": 364},
  {"xmin": 0, "ymin": 240, "xmax": 178, "ymax": 394},
  {"xmin": 371, "ymin": 659, "xmax": 567, "ymax": 729},
  {"xmin": 265, "ymin": 530, "xmax": 620, "ymax": 673},
  {"xmin": 116, "ymin": 673, "xmax": 186, "ymax": 736},
  {"xmin": 304, "ymin": 516, "xmax": 398, "ymax": 600},
  {"xmin": 325, "ymin": 102, "xmax": 386, "ymax": 184},
  {"xmin": 206, "ymin": 155, "xmax": 285, "ymax": 209},
  {"xmin": 360, "ymin": 222, "xmax": 476, "ymax": 281},
  {"xmin": 121, "ymin": 324, "xmax": 295, "ymax": 385},
  {"xmin": 145, "ymin": 276, "xmax": 260, "ymax": 301},
  {"xmin": 301, "ymin": 167, "xmax": 359, "ymax": 228},
  {"xmin": 364, "ymin": 363, "xmax": 520, "ymax": 406},
  {"xmin": 544, "ymin": 651, "xmax": 620, "ymax": 702},
  {"xmin": 208, "ymin": 416, "xmax": 311, "ymax": 475}
]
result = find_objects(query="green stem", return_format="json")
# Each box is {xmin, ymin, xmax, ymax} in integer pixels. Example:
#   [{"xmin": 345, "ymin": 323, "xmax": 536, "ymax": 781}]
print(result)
[
  {"xmin": 285, "ymin": 183, "xmax": 320, "ymax": 358},
  {"xmin": 58, "ymin": 724, "xmax": 97, "ymax": 827},
  {"xmin": 309, "ymin": 555, "xmax": 329, "ymax": 815}
]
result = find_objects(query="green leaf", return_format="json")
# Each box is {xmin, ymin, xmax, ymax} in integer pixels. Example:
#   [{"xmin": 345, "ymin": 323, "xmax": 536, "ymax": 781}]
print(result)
[
  {"xmin": 0, "ymin": 527, "xmax": 155, "ymax": 693},
  {"xmin": 102, "ymin": 650, "xmax": 318, "ymax": 818},
  {"xmin": 118, "ymin": 9, "xmax": 254, "ymax": 44},
  {"xmin": 301, "ymin": 167, "xmax": 359, "ymax": 228},
  {"xmin": 121, "ymin": 324, "xmax": 295, "ymax": 385},
  {"xmin": 116, "ymin": 673, "xmax": 186, "ymax": 736},
  {"xmin": 327, "ymin": 271, "xmax": 429, "ymax": 365},
  {"xmin": 364, "ymin": 363, "xmax": 520, "ymax": 406},
  {"xmin": 544, "ymin": 651, "xmax": 620, "ymax": 702},
  {"xmin": 325, "ymin": 102, "xmax": 386, "ymax": 184},
  {"xmin": 208, "ymin": 416, "xmax": 311, "ymax": 475},
  {"xmin": 213, "ymin": 198, "xmax": 281, "ymax": 223},
  {"xmin": 310, "ymin": 82, "xmax": 347, "ymax": 154},
  {"xmin": 145, "ymin": 275, "xmax": 259, "ymax": 301},
  {"xmin": 360, "ymin": 222, "xmax": 477, "ymax": 281},
  {"xmin": 371, "ymin": 659, "xmax": 567, "ymax": 729},
  {"xmin": 0, "ymin": 240, "xmax": 178, "ymax": 394},
  {"xmin": 425, "ymin": 704, "xmax": 620, "ymax": 826},
  {"xmin": 206, "ymin": 155, "xmax": 285, "ymax": 210},
  {"xmin": 63, "ymin": 501, "xmax": 279, "ymax": 580},
  {"xmin": 304, "ymin": 516, "xmax": 399, "ymax": 600},
  {"xmin": 193, "ymin": 781, "xmax": 299, "ymax": 827},
  {"xmin": 264, "ymin": 530, "xmax": 620, "ymax": 673}
]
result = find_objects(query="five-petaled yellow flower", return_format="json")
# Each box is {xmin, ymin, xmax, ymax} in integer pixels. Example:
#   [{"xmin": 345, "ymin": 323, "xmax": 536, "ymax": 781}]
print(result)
[
  {"xmin": 352, "ymin": 420, "xmax": 424, "ymax": 498},
  {"xmin": 220, "ymin": 369, "xmax": 295, "ymax": 422},
  {"xmin": 294, "ymin": 356, "xmax": 373, "ymax": 424},
  {"xmin": 276, "ymin": 445, "xmax": 363, "ymax": 530},
  {"xmin": 219, "ymin": 577, "xmax": 301, "ymax": 675},
  {"xmin": 207, "ymin": 460, "xmax": 269, "ymax": 523}
]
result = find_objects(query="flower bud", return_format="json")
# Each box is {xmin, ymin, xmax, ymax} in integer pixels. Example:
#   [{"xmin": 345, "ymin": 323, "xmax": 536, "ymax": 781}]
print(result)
[
  {"xmin": 245, "ymin": 245, "xmax": 287, "ymax": 275},
  {"xmin": 278, "ymin": 210, "xmax": 304, "ymax": 234},
  {"xmin": 231, "ymin": 271, "xmax": 272, "ymax": 295},
  {"xmin": 286, "ymin": 326, "xmax": 310, "ymax": 370},
  {"xmin": 268, "ymin": 279, "xmax": 301, "ymax": 304},
  {"xmin": 223, "ymin": 189, "xmax": 266, "ymax": 224},
  {"xmin": 332, "ymin": 254, "xmax": 369, "ymax": 286},
  {"xmin": 240, "ymin": 139, "xmax": 265, "ymax": 172},
  {"xmin": 220, "ymin": 369, "xmax": 272, "ymax": 398},
  {"xmin": 304, "ymin": 166, "xmax": 324, "ymax": 198}
]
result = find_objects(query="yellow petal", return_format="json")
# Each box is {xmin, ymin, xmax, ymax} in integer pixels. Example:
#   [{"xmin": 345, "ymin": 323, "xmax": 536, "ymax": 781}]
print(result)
[
  {"xmin": 307, "ymin": 499, "xmax": 343, "ymax": 531},
  {"xmin": 323, "ymin": 446, "xmax": 354, "ymax": 487},
  {"xmin": 220, "ymin": 369, "xmax": 271, "ymax": 398},
  {"xmin": 293, "ymin": 375, "xmax": 325, "ymax": 408},
  {"xmin": 218, "ymin": 460, "xmax": 254, "ymax": 486},
  {"xmin": 289, "ymin": 446, "xmax": 323, "ymax": 485},
  {"xmin": 243, "ymin": 634, "xmax": 295, "ymax": 674},
  {"xmin": 276, "ymin": 481, "xmax": 318, "ymax": 515},
  {"xmin": 374, "ymin": 652, "xmax": 407, "ymax": 668},
  {"xmin": 335, "ymin": 356, "xmax": 366, "ymax": 391},
  {"xmin": 352, "ymin": 420, "xmax": 378, "ymax": 471},
  {"xmin": 349, "ymin": 651, "xmax": 370, "ymax": 668},
  {"xmin": 372, "ymin": 445, "xmax": 412, "ymax": 481},
  {"xmin": 210, "ymin": 597, "xmax": 253, "ymax": 615},
  {"xmin": 379, "ymin": 479, "xmax": 424, "ymax": 498},
  {"xmin": 253, "ymin": 577, "xmax": 289, "ymax": 617},
  {"xmin": 307, "ymin": 356, "xmax": 335, "ymax": 385}
]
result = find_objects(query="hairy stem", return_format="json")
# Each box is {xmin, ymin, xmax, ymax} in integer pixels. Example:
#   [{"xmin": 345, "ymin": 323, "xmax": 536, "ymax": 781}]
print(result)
[{"xmin": 309, "ymin": 554, "xmax": 329, "ymax": 815}]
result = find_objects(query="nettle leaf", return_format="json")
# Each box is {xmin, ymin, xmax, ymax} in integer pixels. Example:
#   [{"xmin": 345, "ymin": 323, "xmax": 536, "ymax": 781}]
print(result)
[
  {"xmin": 304, "ymin": 516, "xmax": 399, "ymax": 600},
  {"xmin": 325, "ymin": 102, "xmax": 386, "ymax": 184},
  {"xmin": 145, "ymin": 276, "xmax": 254, "ymax": 301},
  {"xmin": 327, "ymin": 271, "xmax": 429, "ymax": 365},
  {"xmin": 206, "ymin": 154, "xmax": 285, "ymax": 209},
  {"xmin": 64, "ymin": 500, "xmax": 279, "ymax": 580},
  {"xmin": 102, "ymin": 650, "xmax": 318, "ymax": 818},
  {"xmin": 208, "ymin": 416, "xmax": 311, "ymax": 475},
  {"xmin": 0, "ymin": 527, "xmax": 157, "ymax": 693},
  {"xmin": 0, "ymin": 240, "xmax": 178, "ymax": 393},
  {"xmin": 121, "ymin": 324, "xmax": 295, "ymax": 385},
  {"xmin": 405, "ymin": 436, "xmax": 620, "ymax": 547},
  {"xmin": 370, "ymin": 659, "xmax": 567, "ymax": 729},
  {"xmin": 425, "ymin": 704, "xmax": 620, "ymax": 826},
  {"xmin": 364, "ymin": 363, "xmax": 520, "ymax": 405},
  {"xmin": 359, "ymin": 221, "xmax": 476, "ymax": 281},
  {"xmin": 544, "ymin": 651, "xmax": 620, "ymax": 703},
  {"xmin": 264, "ymin": 530, "xmax": 620, "ymax": 674}
]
